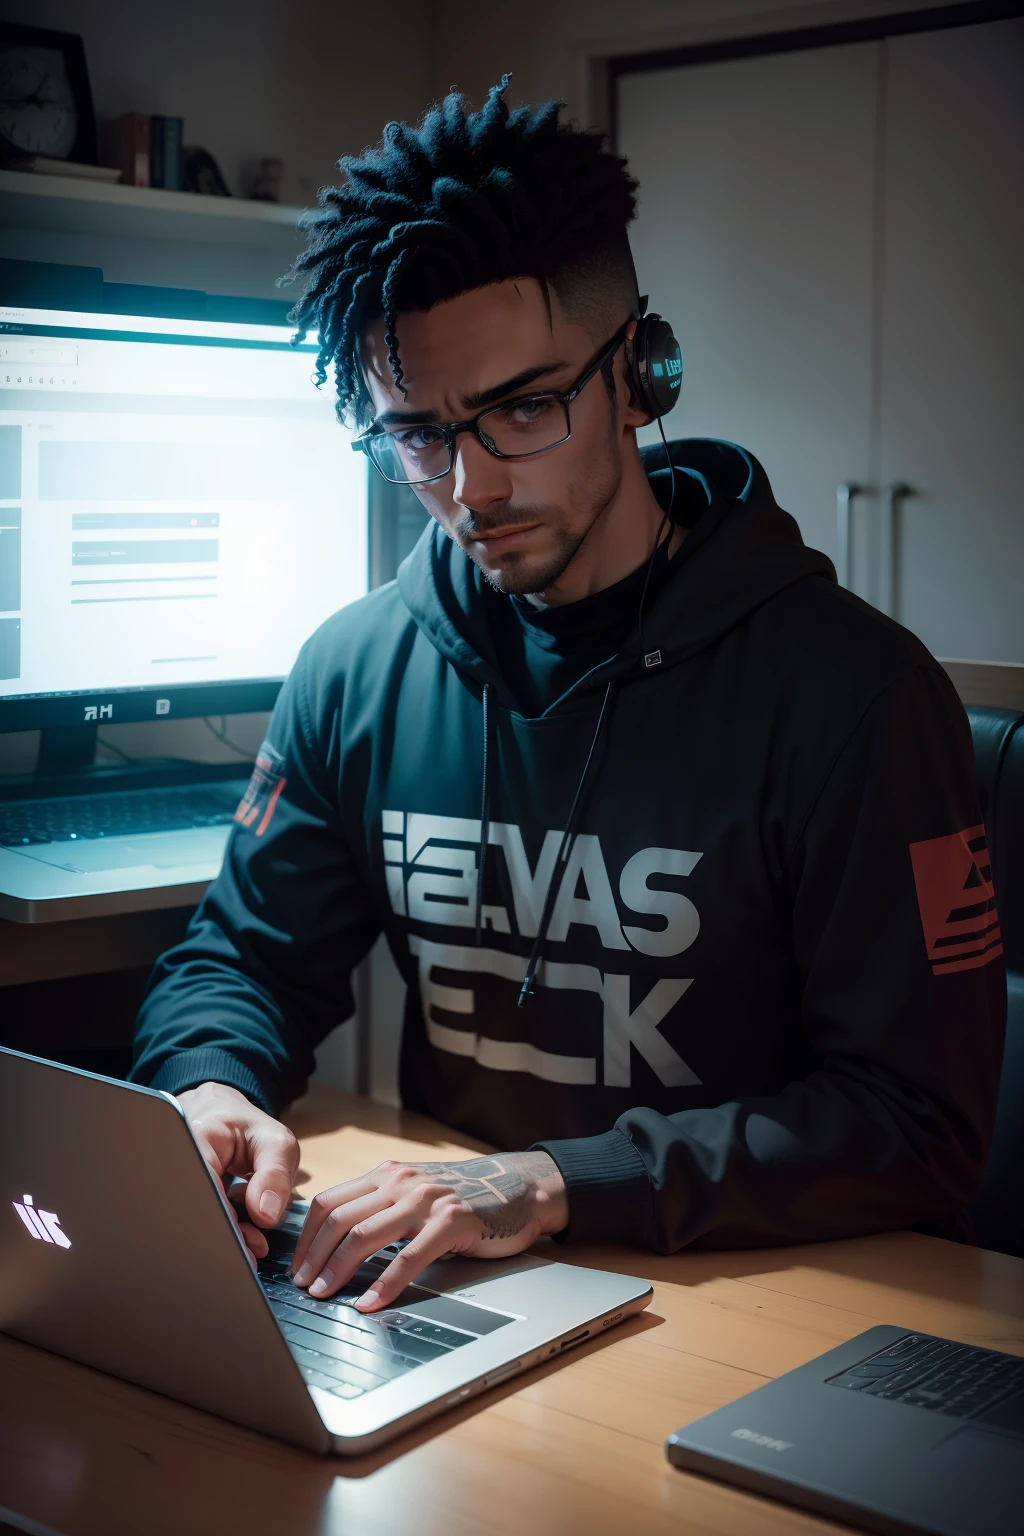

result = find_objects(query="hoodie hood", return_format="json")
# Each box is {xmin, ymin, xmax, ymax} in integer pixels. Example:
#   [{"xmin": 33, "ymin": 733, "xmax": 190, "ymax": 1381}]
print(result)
[{"xmin": 396, "ymin": 438, "xmax": 836, "ymax": 709}]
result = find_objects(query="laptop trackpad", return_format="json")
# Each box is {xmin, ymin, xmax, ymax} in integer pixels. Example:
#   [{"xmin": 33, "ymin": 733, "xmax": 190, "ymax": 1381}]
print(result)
[
  {"xmin": 16, "ymin": 830, "xmax": 230, "ymax": 873},
  {"xmin": 978, "ymin": 1390, "xmax": 1024, "ymax": 1436},
  {"xmin": 932, "ymin": 1424, "xmax": 1024, "ymax": 1499}
]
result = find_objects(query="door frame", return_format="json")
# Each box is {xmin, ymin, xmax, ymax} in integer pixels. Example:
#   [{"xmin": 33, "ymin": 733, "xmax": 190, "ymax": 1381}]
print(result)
[{"xmin": 605, "ymin": 1, "xmax": 1022, "ymax": 147}]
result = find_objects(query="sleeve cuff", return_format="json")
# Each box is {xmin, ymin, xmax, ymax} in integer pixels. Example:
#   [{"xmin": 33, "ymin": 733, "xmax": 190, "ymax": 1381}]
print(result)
[
  {"xmin": 137, "ymin": 1047, "xmax": 274, "ymax": 1115},
  {"xmin": 532, "ymin": 1127, "xmax": 653, "ymax": 1247}
]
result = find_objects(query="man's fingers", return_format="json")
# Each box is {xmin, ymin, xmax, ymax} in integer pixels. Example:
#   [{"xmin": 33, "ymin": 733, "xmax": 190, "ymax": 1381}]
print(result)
[
  {"xmin": 355, "ymin": 1219, "xmax": 468, "ymax": 1311},
  {"xmin": 223, "ymin": 1198, "xmax": 259, "ymax": 1272},
  {"xmin": 187, "ymin": 1119, "xmax": 230, "ymax": 1184},
  {"xmin": 302, "ymin": 1203, "xmax": 425, "ymax": 1299},
  {"xmin": 239, "ymin": 1219, "xmax": 269, "ymax": 1260},
  {"xmin": 228, "ymin": 1189, "xmax": 269, "ymax": 1261},
  {"xmin": 291, "ymin": 1189, "xmax": 393, "ymax": 1287},
  {"xmin": 290, "ymin": 1174, "xmax": 379, "ymax": 1273},
  {"xmin": 244, "ymin": 1119, "xmax": 301, "ymax": 1229}
]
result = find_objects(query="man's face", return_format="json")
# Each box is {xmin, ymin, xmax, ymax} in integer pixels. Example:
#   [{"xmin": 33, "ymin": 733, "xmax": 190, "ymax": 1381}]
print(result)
[{"xmin": 361, "ymin": 279, "xmax": 643, "ymax": 596}]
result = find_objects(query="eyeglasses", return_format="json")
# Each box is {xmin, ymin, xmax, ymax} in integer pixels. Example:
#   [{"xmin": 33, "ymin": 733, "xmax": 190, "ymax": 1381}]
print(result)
[{"xmin": 352, "ymin": 323, "xmax": 628, "ymax": 486}]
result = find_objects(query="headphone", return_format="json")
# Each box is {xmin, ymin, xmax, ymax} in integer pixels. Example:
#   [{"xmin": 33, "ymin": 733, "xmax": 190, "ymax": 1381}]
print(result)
[{"xmin": 625, "ymin": 294, "xmax": 683, "ymax": 421}]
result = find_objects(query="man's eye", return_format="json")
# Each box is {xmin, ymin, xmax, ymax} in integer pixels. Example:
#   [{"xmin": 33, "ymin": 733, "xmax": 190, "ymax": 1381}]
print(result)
[
  {"xmin": 506, "ymin": 397, "xmax": 555, "ymax": 426},
  {"xmin": 392, "ymin": 426, "xmax": 444, "ymax": 451}
]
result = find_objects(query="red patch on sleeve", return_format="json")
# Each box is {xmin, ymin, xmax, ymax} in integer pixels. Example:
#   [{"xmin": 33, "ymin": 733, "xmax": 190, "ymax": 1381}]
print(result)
[
  {"xmin": 234, "ymin": 746, "xmax": 287, "ymax": 838},
  {"xmin": 909, "ymin": 824, "xmax": 1003, "ymax": 976}
]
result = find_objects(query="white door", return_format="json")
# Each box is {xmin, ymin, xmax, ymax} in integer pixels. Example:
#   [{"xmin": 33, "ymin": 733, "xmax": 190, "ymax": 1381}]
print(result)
[
  {"xmin": 878, "ymin": 18, "xmax": 1024, "ymax": 661},
  {"xmin": 617, "ymin": 43, "xmax": 880, "ymax": 587}
]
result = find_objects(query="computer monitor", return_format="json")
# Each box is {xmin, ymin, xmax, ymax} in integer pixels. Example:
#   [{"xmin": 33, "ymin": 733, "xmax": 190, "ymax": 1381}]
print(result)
[{"xmin": 0, "ymin": 265, "xmax": 368, "ymax": 745}]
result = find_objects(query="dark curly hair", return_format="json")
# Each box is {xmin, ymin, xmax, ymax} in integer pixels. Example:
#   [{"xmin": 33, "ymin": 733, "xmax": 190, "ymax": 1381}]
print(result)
[{"xmin": 283, "ymin": 74, "xmax": 639, "ymax": 426}]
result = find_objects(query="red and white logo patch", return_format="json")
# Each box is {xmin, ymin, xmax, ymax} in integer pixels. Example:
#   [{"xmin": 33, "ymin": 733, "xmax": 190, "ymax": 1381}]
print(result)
[
  {"xmin": 909, "ymin": 824, "xmax": 1003, "ymax": 976},
  {"xmin": 234, "ymin": 744, "xmax": 287, "ymax": 838}
]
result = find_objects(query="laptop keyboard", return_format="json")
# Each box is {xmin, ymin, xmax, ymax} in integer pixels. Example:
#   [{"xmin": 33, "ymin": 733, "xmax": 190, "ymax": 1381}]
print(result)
[
  {"xmin": 0, "ymin": 783, "xmax": 244, "ymax": 846},
  {"xmin": 257, "ymin": 1233, "xmax": 508, "ymax": 1402},
  {"xmin": 828, "ymin": 1332, "xmax": 1024, "ymax": 1429}
]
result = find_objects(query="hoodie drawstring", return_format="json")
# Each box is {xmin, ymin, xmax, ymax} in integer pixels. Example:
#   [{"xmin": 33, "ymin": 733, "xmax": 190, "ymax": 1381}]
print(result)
[
  {"xmin": 517, "ymin": 679, "xmax": 617, "ymax": 1006},
  {"xmin": 474, "ymin": 682, "xmax": 492, "ymax": 947},
  {"xmin": 473, "ymin": 435, "xmax": 668, "ymax": 977}
]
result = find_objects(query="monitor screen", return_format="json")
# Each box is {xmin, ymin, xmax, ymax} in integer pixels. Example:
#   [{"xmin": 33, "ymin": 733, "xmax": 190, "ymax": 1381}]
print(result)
[{"xmin": 0, "ymin": 299, "xmax": 367, "ymax": 729}]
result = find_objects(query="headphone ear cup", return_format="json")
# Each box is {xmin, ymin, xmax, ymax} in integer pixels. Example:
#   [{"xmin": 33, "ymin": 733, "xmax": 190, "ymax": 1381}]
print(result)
[{"xmin": 631, "ymin": 313, "xmax": 683, "ymax": 420}]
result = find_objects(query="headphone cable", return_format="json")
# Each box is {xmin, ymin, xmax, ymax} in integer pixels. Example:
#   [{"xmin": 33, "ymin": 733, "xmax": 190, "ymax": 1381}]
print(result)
[
  {"xmin": 517, "ymin": 415, "xmax": 677, "ymax": 1004},
  {"xmin": 517, "ymin": 677, "xmax": 616, "ymax": 1006},
  {"xmin": 637, "ymin": 413, "xmax": 676, "ymax": 665}
]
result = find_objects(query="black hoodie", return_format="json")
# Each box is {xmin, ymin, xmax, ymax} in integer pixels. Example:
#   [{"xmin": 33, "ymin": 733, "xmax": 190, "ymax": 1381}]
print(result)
[{"xmin": 130, "ymin": 439, "xmax": 1006, "ymax": 1252}]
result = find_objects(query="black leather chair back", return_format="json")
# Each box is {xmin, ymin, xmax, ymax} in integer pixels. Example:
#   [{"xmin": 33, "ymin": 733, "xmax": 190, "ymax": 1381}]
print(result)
[{"xmin": 966, "ymin": 706, "xmax": 1024, "ymax": 1257}]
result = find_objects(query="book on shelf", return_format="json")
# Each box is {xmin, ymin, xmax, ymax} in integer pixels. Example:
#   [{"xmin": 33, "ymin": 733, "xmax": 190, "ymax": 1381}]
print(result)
[
  {"xmin": 100, "ymin": 113, "xmax": 151, "ymax": 187},
  {"xmin": 151, "ymin": 116, "xmax": 184, "ymax": 190}
]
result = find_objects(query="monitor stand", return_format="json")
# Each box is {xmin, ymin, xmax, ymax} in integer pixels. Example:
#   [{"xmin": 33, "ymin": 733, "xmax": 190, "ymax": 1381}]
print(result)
[{"xmin": 35, "ymin": 724, "xmax": 99, "ymax": 777}]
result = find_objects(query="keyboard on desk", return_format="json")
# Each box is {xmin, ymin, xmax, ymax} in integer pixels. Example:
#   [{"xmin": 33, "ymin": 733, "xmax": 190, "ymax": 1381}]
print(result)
[
  {"xmin": 828, "ymin": 1331, "xmax": 1024, "ymax": 1432},
  {"xmin": 257, "ymin": 1246, "xmax": 481, "ymax": 1401},
  {"xmin": 0, "ymin": 783, "xmax": 242, "ymax": 847}
]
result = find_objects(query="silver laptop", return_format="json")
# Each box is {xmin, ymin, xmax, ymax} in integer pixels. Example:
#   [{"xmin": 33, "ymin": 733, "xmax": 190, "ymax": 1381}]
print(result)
[
  {"xmin": 0, "ymin": 1046, "xmax": 652, "ymax": 1454},
  {"xmin": 0, "ymin": 778, "xmax": 247, "ymax": 922}
]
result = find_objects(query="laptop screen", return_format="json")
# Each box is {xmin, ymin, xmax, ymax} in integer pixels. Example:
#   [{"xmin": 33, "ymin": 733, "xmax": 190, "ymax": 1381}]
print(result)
[{"xmin": 0, "ymin": 304, "xmax": 367, "ymax": 702}]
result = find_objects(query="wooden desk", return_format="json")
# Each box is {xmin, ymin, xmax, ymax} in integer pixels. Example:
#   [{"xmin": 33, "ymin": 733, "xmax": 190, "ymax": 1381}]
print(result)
[
  {"xmin": 2, "ymin": 1088, "xmax": 1022, "ymax": 1536},
  {"xmin": 0, "ymin": 907, "xmax": 195, "ymax": 989}
]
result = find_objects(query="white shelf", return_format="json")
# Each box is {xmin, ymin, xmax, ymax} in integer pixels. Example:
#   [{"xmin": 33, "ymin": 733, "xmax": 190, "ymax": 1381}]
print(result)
[{"xmin": 0, "ymin": 168, "xmax": 309, "ymax": 247}]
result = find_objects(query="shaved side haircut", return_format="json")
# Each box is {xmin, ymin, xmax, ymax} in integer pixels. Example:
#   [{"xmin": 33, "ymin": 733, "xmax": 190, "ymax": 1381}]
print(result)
[{"xmin": 285, "ymin": 75, "xmax": 640, "ymax": 425}]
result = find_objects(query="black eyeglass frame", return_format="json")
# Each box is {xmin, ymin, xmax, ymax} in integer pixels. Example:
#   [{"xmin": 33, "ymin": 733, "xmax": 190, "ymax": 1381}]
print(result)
[{"xmin": 351, "ymin": 322, "xmax": 630, "ymax": 486}]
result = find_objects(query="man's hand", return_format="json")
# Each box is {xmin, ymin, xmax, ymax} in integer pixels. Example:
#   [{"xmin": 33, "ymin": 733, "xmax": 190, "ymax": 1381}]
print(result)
[
  {"xmin": 289, "ymin": 1152, "xmax": 568, "ymax": 1311},
  {"xmin": 176, "ymin": 1081, "xmax": 299, "ymax": 1268}
]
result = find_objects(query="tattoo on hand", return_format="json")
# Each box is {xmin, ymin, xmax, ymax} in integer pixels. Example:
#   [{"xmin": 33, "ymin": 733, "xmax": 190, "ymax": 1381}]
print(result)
[{"xmin": 411, "ymin": 1152, "xmax": 555, "ymax": 1240}]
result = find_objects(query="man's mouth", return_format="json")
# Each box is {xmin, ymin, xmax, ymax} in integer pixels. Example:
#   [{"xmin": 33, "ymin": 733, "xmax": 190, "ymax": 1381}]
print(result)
[{"xmin": 468, "ymin": 522, "xmax": 543, "ymax": 554}]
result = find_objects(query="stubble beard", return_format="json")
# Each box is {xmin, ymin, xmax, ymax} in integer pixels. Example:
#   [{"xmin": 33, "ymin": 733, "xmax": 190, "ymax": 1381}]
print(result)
[
  {"xmin": 454, "ymin": 453, "xmax": 621, "ymax": 598},
  {"xmin": 471, "ymin": 522, "xmax": 589, "ymax": 596}
]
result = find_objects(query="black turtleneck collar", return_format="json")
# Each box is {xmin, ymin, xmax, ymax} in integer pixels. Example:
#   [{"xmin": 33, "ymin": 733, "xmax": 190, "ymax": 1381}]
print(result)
[{"xmin": 483, "ymin": 529, "xmax": 683, "ymax": 717}]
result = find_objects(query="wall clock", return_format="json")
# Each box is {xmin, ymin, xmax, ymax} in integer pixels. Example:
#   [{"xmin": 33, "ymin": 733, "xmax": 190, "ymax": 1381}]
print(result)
[{"xmin": 0, "ymin": 21, "xmax": 98, "ymax": 165}]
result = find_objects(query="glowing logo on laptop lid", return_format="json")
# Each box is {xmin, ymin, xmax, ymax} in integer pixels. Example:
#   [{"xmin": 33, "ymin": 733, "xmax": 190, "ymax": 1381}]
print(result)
[{"xmin": 12, "ymin": 1193, "xmax": 71, "ymax": 1248}]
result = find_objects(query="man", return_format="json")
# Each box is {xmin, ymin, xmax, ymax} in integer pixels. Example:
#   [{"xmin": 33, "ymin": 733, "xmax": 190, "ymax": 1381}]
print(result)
[{"xmin": 130, "ymin": 78, "xmax": 1005, "ymax": 1314}]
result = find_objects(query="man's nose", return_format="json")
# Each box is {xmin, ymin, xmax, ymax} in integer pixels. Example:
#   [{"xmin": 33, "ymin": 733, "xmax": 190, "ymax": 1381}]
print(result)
[{"xmin": 451, "ymin": 433, "xmax": 513, "ymax": 513}]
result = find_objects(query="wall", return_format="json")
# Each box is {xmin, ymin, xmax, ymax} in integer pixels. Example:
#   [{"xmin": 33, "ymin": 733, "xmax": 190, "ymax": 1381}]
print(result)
[
  {"xmin": 430, "ymin": 0, "xmax": 967, "ymax": 125},
  {"xmin": 4, "ymin": 0, "xmax": 436, "ymax": 205},
  {"xmin": 5, "ymin": 0, "xmax": 969, "ymax": 181}
]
